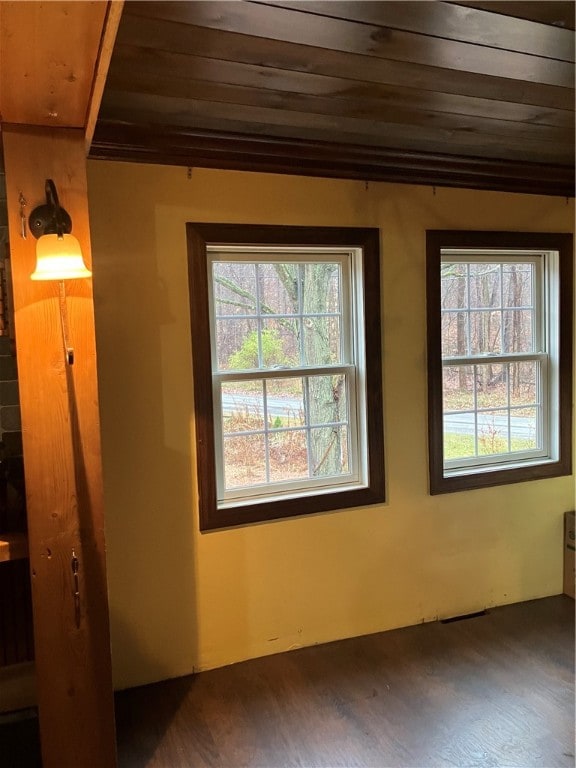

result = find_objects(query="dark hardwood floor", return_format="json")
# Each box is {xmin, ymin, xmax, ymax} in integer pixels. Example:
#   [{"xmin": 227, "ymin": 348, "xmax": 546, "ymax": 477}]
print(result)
[{"xmin": 1, "ymin": 596, "xmax": 574, "ymax": 767}]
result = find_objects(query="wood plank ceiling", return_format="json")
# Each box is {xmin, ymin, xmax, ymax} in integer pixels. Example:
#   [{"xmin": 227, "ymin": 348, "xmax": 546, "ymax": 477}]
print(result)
[{"xmin": 91, "ymin": 1, "xmax": 575, "ymax": 196}]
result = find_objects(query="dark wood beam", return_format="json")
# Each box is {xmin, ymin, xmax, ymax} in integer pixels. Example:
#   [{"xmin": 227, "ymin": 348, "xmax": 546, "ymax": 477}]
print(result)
[
  {"xmin": 97, "ymin": 90, "xmax": 574, "ymax": 165},
  {"xmin": 90, "ymin": 122, "xmax": 575, "ymax": 197}
]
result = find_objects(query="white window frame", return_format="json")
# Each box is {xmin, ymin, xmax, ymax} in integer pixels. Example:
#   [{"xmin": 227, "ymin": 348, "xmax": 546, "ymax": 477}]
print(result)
[
  {"xmin": 207, "ymin": 245, "xmax": 370, "ymax": 510},
  {"xmin": 440, "ymin": 248, "xmax": 560, "ymax": 480}
]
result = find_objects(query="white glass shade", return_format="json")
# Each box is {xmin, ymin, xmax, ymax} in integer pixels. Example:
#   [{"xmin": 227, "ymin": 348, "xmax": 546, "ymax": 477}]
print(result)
[{"xmin": 31, "ymin": 234, "xmax": 92, "ymax": 281}]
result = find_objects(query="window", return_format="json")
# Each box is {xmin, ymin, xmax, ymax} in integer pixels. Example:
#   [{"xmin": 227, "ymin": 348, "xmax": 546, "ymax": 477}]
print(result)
[
  {"xmin": 187, "ymin": 225, "xmax": 385, "ymax": 530},
  {"xmin": 427, "ymin": 231, "xmax": 572, "ymax": 494}
]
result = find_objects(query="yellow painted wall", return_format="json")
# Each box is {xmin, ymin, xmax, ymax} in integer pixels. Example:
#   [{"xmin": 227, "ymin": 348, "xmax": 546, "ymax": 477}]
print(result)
[{"xmin": 86, "ymin": 162, "xmax": 574, "ymax": 689}]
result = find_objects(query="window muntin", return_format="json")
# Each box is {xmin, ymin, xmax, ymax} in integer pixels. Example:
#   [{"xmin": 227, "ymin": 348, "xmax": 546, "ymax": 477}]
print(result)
[
  {"xmin": 209, "ymin": 248, "xmax": 364, "ymax": 507},
  {"xmin": 426, "ymin": 231, "xmax": 572, "ymax": 495},
  {"xmin": 187, "ymin": 224, "xmax": 385, "ymax": 530}
]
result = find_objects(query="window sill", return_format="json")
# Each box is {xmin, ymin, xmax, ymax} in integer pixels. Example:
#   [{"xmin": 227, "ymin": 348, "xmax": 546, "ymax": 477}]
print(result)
[{"xmin": 431, "ymin": 457, "xmax": 571, "ymax": 495}]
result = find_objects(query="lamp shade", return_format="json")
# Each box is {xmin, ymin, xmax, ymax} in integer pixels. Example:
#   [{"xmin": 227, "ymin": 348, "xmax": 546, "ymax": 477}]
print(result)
[{"xmin": 31, "ymin": 234, "xmax": 92, "ymax": 281}]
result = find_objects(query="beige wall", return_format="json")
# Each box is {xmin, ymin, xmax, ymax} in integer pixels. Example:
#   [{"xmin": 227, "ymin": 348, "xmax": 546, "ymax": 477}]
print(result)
[{"xmin": 87, "ymin": 161, "xmax": 574, "ymax": 689}]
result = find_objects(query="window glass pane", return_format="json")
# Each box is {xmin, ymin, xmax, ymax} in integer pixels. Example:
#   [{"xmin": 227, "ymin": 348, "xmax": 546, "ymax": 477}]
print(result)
[
  {"xmin": 441, "ymin": 263, "xmax": 468, "ymax": 309},
  {"xmin": 443, "ymin": 365, "xmax": 474, "ymax": 412},
  {"xmin": 470, "ymin": 310, "xmax": 502, "ymax": 354},
  {"xmin": 469, "ymin": 263, "xmax": 501, "ymax": 309},
  {"xmin": 221, "ymin": 381, "xmax": 264, "ymax": 433},
  {"xmin": 503, "ymin": 263, "xmax": 533, "ymax": 308},
  {"xmin": 266, "ymin": 378, "xmax": 305, "ymax": 428},
  {"xmin": 310, "ymin": 426, "xmax": 350, "ymax": 476},
  {"xmin": 223, "ymin": 434, "xmax": 266, "ymax": 489},
  {"xmin": 269, "ymin": 430, "xmax": 308, "ymax": 482},
  {"xmin": 307, "ymin": 375, "xmax": 347, "ymax": 426},
  {"xmin": 308, "ymin": 374, "xmax": 349, "ymax": 478},
  {"xmin": 503, "ymin": 310, "xmax": 533, "ymax": 352},
  {"xmin": 476, "ymin": 363, "xmax": 508, "ymax": 409},
  {"xmin": 510, "ymin": 361, "xmax": 538, "ymax": 406},
  {"xmin": 217, "ymin": 318, "xmax": 258, "ymax": 370},
  {"xmin": 301, "ymin": 262, "xmax": 341, "ymax": 314},
  {"xmin": 477, "ymin": 410, "xmax": 510, "ymax": 455},
  {"xmin": 213, "ymin": 262, "xmax": 257, "ymax": 316},
  {"xmin": 443, "ymin": 421, "xmax": 476, "ymax": 460},
  {"xmin": 257, "ymin": 263, "xmax": 299, "ymax": 315},
  {"xmin": 259, "ymin": 319, "xmax": 299, "ymax": 368},
  {"xmin": 441, "ymin": 312, "xmax": 468, "ymax": 357},
  {"xmin": 302, "ymin": 316, "xmax": 341, "ymax": 365},
  {"xmin": 510, "ymin": 407, "xmax": 539, "ymax": 451}
]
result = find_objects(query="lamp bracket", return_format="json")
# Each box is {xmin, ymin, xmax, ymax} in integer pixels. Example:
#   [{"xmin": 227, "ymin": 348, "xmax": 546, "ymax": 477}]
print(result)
[{"xmin": 28, "ymin": 179, "xmax": 72, "ymax": 240}]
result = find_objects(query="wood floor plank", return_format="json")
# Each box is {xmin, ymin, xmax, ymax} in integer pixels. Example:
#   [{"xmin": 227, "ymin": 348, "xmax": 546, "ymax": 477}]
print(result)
[
  {"xmin": 114, "ymin": 596, "xmax": 573, "ymax": 768},
  {"xmin": 1, "ymin": 596, "xmax": 573, "ymax": 767}
]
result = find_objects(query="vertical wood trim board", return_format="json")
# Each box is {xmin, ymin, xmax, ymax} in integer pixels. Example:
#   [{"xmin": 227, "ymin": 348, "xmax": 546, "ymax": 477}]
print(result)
[{"xmin": 1, "ymin": 125, "xmax": 117, "ymax": 768}]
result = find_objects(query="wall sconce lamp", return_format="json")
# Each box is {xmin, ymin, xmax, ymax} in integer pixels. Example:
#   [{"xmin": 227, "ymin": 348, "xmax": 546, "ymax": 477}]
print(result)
[
  {"xmin": 28, "ymin": 179, "xmax": 91, "ymax": 281},
  {"xmin": 27, "ymin": 179, "xmax": 92, "ymax": 365}
]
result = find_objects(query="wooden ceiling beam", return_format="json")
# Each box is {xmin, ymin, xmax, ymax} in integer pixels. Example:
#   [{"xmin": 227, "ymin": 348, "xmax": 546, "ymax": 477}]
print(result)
[
  {"xmin": 0, "ymin": 1, "xmax": 108, "ymax": 129},
  {"xmin": 90, "ymin": 122, "xmax": 575, "ymax": 198},
  {"xmin": 98, "ymin": 90, "xmax": 574, "ymax": 165},
  {"xmin": 85, "ymin": 1, "xmax": 124, "ymax": 151}
]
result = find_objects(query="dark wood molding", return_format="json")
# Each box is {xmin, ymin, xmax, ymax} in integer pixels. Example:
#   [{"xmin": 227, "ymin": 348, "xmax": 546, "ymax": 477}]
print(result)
[
  {"xmin": 187, "ymin": 224, "xmax": 385, "ymax": 531},
  {"xmin": 426, "ymin": 230, "xmax": 573, "ymax": 495},
  {"xmin": 91, "ymin": 123, "xmax": 575, "ymax": 197}
]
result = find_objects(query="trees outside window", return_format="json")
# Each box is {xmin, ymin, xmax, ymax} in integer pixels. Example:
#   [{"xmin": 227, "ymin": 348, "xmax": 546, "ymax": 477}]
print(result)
[
  {"xmin": 187, "ymin": 225, "xmax": 385, "ymax": 530},
  {"xmin": 427, "ymin": 231, "xmax": 572, "ymax": 494}
]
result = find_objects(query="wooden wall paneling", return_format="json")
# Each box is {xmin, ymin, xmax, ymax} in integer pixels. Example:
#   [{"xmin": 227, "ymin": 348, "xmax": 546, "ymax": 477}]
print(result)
[
  {"xmin": 2, "ymin": 125, "xmax": 117, "ymax": 768},
  {"xmin": 255, "ymin": 0, "xmax": 574, "ymax": 60},
  {"xmin": 108, "ymin": 47, "xmax": 575, "ymax": 130},
  {"xmin": 115, "ymin": 16, "xmax": 574, "ymax": 111},
  {"xmin": 125, "ymin": 1, "xmax": 573, "ymax": 87},
  {"xmin": 0, "ymin": 2, "xmax": 108, "ymax": 128}
]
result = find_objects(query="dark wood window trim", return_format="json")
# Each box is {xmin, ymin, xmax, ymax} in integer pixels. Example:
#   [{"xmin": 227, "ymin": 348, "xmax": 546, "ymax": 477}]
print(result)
[
  {"xmin": 426, "ymin": 230, "xmax": 573, "ymax": 495},
  {"xmin": 187, "ymin": 224, "xmax": 385, "ymax": 530}
]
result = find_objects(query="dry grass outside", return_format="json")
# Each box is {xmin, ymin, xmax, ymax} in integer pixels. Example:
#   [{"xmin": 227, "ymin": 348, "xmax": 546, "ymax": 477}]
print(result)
[
  {"xmin": 223, "ymin": 410, "xmax": 349, "ymax": 488},
  {"xmin": 223, "ymin": 411, "xmax": 308, "ymax": 488}
]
